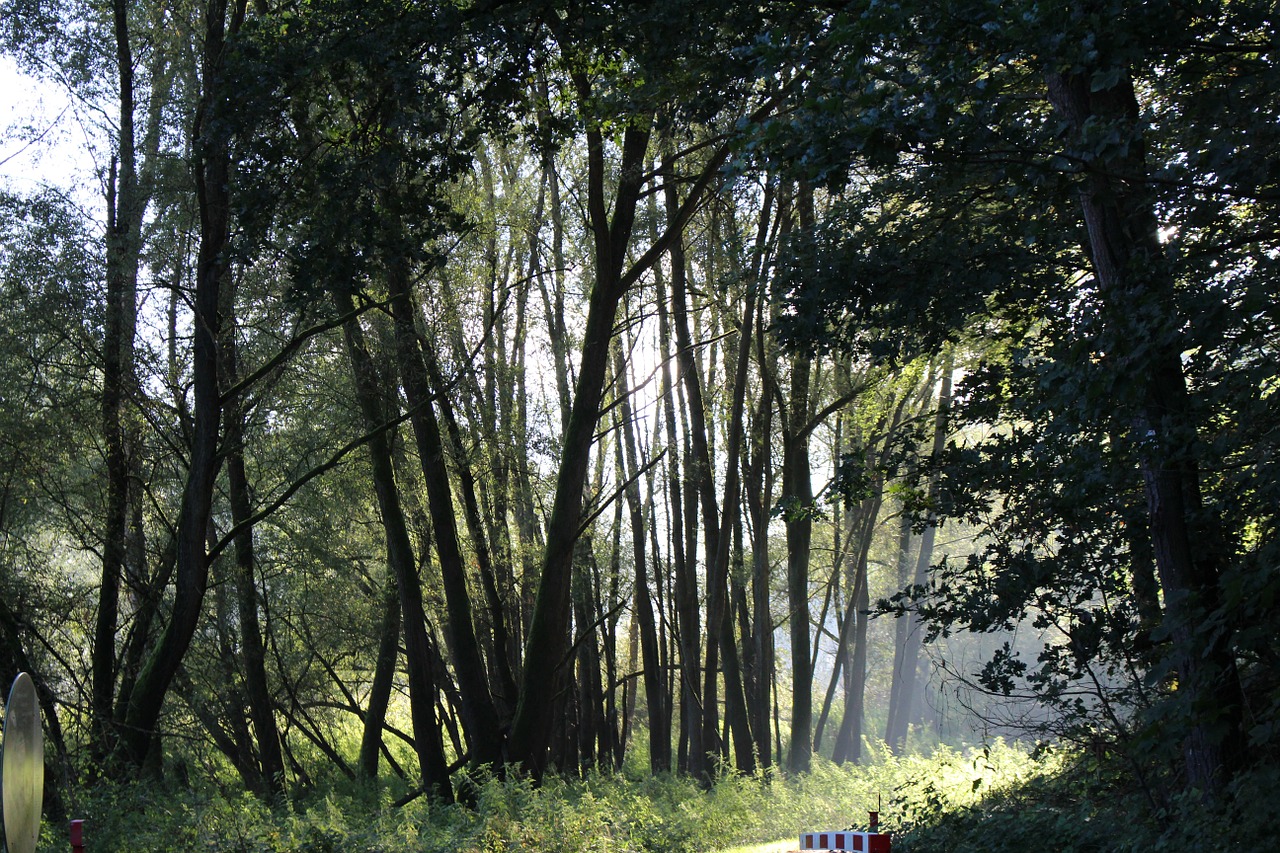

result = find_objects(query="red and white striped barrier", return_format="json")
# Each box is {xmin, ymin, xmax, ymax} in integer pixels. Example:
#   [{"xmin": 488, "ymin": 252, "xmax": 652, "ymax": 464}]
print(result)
[
  {"xmin": 798, "ymin": 811, "xmax": 889, "ymax": 852},
  {"xmin": 798, "ymin": 830, "xmax": 890, "ymax": 852}
]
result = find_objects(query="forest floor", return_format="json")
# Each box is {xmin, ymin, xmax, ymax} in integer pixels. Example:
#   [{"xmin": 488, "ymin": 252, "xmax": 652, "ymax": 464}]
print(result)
[{"xmin": 54, "ymin": 742, "xmax": 1280, "ymax": 852}]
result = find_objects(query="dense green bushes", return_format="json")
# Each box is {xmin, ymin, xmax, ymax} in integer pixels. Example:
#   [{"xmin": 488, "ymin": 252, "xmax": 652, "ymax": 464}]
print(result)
[
  {"xmin": 46, "ymin": 742, "xmax": 1036, "ymax": 852},
  {"xmin": 892, "ymin": 750, "xmax": 1280, "ymax": 852},
  {"xmin": 46, "ymin": 740, "xmax": 1274, "ymax": 851}
]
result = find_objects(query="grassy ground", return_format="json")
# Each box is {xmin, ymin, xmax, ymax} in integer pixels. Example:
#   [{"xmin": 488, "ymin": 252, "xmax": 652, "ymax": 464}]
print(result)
[{"xmin": 50, "ymin": 741, "xmax": 1046, "ymax": 852}]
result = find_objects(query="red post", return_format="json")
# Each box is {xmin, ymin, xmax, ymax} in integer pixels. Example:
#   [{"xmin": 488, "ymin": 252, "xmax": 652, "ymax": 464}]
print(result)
[
  {"xmin": 869, "ymin": 811, "xmax": 879, "ymax": 832},
  {"xmin": 70, "ymin": 819, "xmax": 85, "ymax": 853}
]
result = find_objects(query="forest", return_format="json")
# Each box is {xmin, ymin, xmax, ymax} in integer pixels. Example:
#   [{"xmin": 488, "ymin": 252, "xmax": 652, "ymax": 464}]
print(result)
[{"xmin": 1, "ymin": 0, "xmax": 1277, "ymax": 850}]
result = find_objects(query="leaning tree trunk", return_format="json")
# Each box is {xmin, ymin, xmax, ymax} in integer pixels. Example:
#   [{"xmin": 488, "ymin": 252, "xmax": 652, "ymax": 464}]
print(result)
[
  {"xmin": 385, "ymin": 256, "xmax": 505, "ymax": 771},
  {"xmin": 337, "ymin": 292, "xmax": 454, "ymax": 802},
  {"xmin": 508, "ymin": 105, "xmax": 653, "ymax": 777}
]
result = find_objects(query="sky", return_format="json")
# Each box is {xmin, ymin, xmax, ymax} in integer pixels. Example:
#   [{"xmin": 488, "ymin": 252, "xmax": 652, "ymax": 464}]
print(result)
[{"xmin": 1, "ymin": 54, "xmax": 104, "ymax": 212}]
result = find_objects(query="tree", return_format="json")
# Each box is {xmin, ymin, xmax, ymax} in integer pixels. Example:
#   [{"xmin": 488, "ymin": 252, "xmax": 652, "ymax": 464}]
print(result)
[
  {"xmin": 763, "ymin": 0, "xmax": 1280, "ymax": 795},
  {"xmin": 114, "ymin": 0, "xmax": 246, "ymax": 770},
  {"xmin": 506, "ymin": 2, "xmax": 787, "ymax": 778}
]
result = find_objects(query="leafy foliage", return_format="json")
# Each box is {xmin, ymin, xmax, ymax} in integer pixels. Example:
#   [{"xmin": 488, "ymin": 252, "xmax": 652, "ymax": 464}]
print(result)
[
  {"xmin": 52, "ymin": 742, "xmax": 1039, "ymax": 852},
  {"xmin": 762, "ymin": 0, "xmax": 1280, "ymax": 789},
  {"xmin": 894, "ymin": 753, "xmax": 1280, "ymax": 852}
]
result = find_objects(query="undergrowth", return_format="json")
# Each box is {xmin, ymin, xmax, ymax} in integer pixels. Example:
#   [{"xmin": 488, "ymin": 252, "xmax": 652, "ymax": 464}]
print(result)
[
  {"xmin": 41, "ymin": 739, "xmax": 1274, "ymax": 852},
  {"xmin": 892, "ymin": 753, "xmax": 1280, "ymax": 852}
]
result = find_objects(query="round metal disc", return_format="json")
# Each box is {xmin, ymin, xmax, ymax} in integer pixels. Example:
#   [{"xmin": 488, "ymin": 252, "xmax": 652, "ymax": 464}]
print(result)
[{"xmin": 2, "ymin": 672, "xmax": 44, "ymax": 853}]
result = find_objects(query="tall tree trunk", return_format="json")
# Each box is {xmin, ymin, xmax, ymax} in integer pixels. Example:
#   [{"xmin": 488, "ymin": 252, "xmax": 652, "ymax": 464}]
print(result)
[
  {"xmin": 614, "ymin": 342, "xmax": 671, "ymax": 773},
  {"xmin": 782, "ymin": 350, "xmax": 814, "ymax": 774},
  {"xmin": 655, "ymin": 189, "xmax": 706, "ymax": 773},
  {"xmin": 116, "ymin": 0, "xmax": 246, "ymax": 769},
  {"xmin": 1045, "ymin": 64, "xmax": 1244, "ymax": 794},
  {"xmin": 337, "ymin": 293, "xmax": 454, "ymax": 802},
  {"xmin": 95, "ymin": 0, "xmax": 143, "ymax": 760},
  {"xmin": 423, "ymin": 345, "xmax": 520, "ymax": 718},
  {"xmin": 654, "ymin": 202, "xmax": 703, "ymax": 776},
  {"xmin": 663, "ymin": 152, "xmax": 726, "ymax": 772},
  {"xmin": 745, "ymin": 388, "xmax": 776, "ymax": 769},
  {"xmin": 508, "ymin": 97, "xmax": 652, "ymax": 776},
  {"xmin": 709, "ymin": 282, "xmax": 758, "ymax": 774},
  {"xmin": 385, "ymin": 258, "xmax": 505, "ymax": 771}
]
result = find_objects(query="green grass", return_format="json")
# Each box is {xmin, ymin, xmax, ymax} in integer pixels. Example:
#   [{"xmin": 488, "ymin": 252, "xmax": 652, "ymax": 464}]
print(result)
[
  {"xmin": 58, "ymin": 740, "xmax": 1280, "ymax": 851},
  {"xmin": 38, "ymin": 740, "xmax": 1089, "ymax": 853}
]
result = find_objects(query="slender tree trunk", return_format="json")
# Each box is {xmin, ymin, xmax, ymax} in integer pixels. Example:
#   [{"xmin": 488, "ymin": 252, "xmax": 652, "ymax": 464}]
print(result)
[
  {"xmin": 663, "ymin": 152, "xmax": 727, "ymax": 772},
  {"xmin": 887, "ymin": 361, "xmax": 950, "ymax": 753},
  {"xmin": 359, "ymin": 571, "xmax": 401, "ymax": 780},
  {"xmin": 116, "ymin": 0, "xmax": 246, "ymax": 768},
  {"xmin": 746, "ymin": 389, "xmax": 775, "ymax": 768},
  {"xmin": 573, "ymin": 535, "xmax": 601, "ymax": 773},
  {"xmin": 833, "ymin": 529, "xmax": 873, "ymax": 764},
  {"xmin": 95, "ymin": 0, "xmax": 143, "ymax": 760},
  {"xmin": 209, "ymin": 563, "xmax": 260, "ymax": 790},
  {"xmin": 654, "ymin": 207, "xmax": 703, "ymax": 776},
  {"xmin": 782, "ymin": 350, "xmax": 814, "ymax": 773},
  {"xmin": 423, "ymin": 346, "xmax": 520, "ymax": 718},
  {"xmin": 709, "ymin": 283, "xmax": 758, "ymax": 774},
  {"xmin": 385, "ymin": 257, "xmax": 505, "ymax": 770},
  {"xmin": 614, "ymin": 342, "xmax": 671, "ymax": 772},
  {"xmin": 338, "ymin": 294, "xmax": 453, "ymax": 802},
  {"xmin": 884, "ymin": 501, "xmax": 916, "ymax": 754},
  {"xmin": 222, "ymin": 321, "xmax": 286, "ymax": 798}
]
